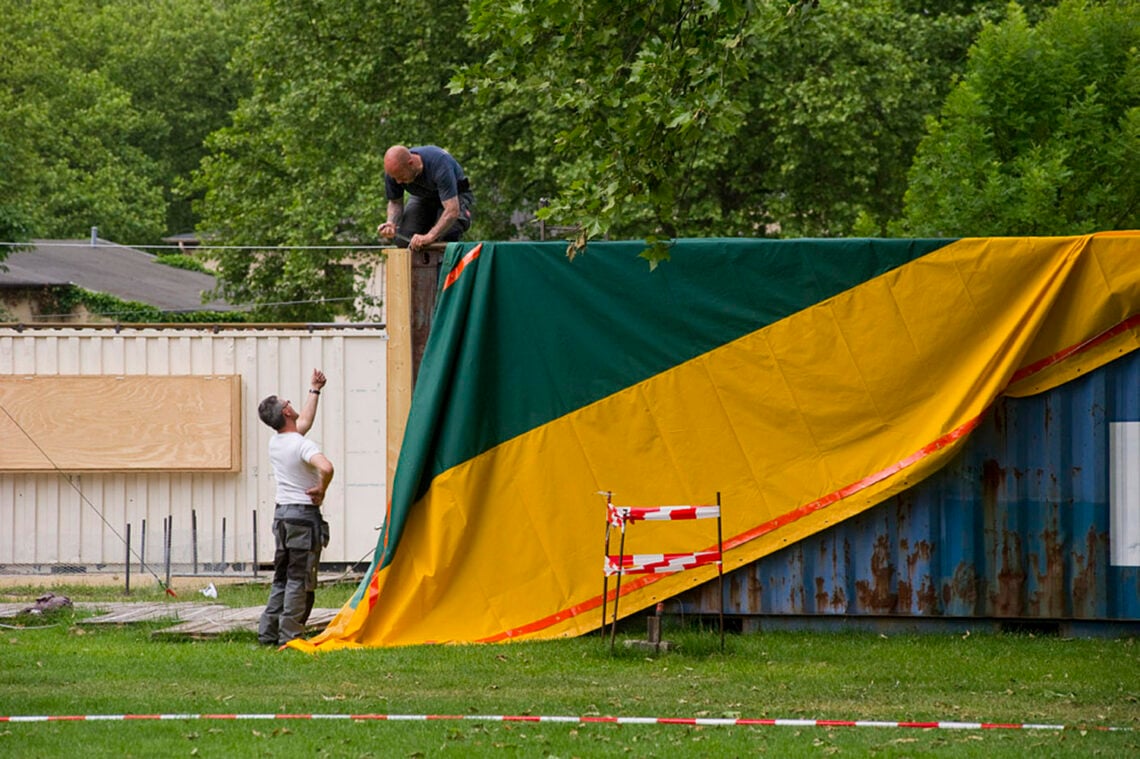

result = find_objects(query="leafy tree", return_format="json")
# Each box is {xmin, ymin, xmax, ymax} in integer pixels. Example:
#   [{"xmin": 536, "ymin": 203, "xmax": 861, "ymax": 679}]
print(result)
[
  {"xmin": 0, "ymin": 0, "xmax": 252, "ymax": 249},
  {"xmin": 0, "ymin": 1, "xmax": 165, "ymax": 243},
  {"xmin": 727, "ymin": 1, "xmax": 993, "ymax": 238},
  {"xmin": 455, "ymin": 0, "xmax": 764, "ymax": 261},
  {"xmin": 900, "ymin": 0, "xmax": 1140, "ymax": 236},
  {"xmin": 194, "ymin": 0, "xmax": 477, "ymax": 320},
  {"xmin": 454, "ymin": 0, "xmax": 1049, "ymax": 262},
  {"xmin": 89, "ymin": 0, "xmax": 255, "ymax": 235}
]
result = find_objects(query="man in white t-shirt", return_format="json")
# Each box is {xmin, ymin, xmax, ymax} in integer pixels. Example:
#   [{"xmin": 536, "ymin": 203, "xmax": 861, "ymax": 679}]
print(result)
[{"xmin": 256, "ymin": 369, "xmax": 334, "ymax": 646}]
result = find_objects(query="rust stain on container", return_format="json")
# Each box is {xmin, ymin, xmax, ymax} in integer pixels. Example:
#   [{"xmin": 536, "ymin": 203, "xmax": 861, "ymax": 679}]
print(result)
[
  {"xmin": 813, "ymin": 576, "xmax": 846, "ymax": 612},
  {"xmin": 814, "ymin": 576, "xmax": 830, "ymax": 610},
  {"xmin": 981, "ymin": 459, "xmax": 1004, "ymax": 504},
  {"xmin": 1031, "ymin": 518, "xmax": 1065, "ymax": 617},
  {"xmin": 903, "ymin": 539, "xmax": 934, "ymax": 614},
  {"xmin": 728, "ymin": 573, "xmax": 743, "ymax": 610},
  {"xmin": 1070, "ymin": 523, "xmax": 1102, "ymax": 617},
  {"xmin": 944, "ymin": 561, "xmax": 979, "ymax": 611},
  {"xmin": 855, "ymin": 533, "xmax": 897, "ymax": 612},
  {"xmin": 902, "ymin": 539, "xmax": 938, "ymax": 614},
  {"xmin": 994, "ymin": 529, "xmax": 1026, "ymax": 616},
  {"xmin": 898, "ymin": 578, "xmax": 912, "ymax": 611},
  {"xmin": 745, "ymin": 572, "xmax": 763, "ymax": 612}
]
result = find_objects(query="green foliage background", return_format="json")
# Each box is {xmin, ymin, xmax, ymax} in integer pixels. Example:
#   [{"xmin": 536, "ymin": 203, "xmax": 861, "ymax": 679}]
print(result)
[
  {"xmin": 4, "ymin": 0, "xmax": 1136, "ymax": 316},
  {"xmin": 900, "ymin": 1, "xmax": 1140, "ymax": 235}
]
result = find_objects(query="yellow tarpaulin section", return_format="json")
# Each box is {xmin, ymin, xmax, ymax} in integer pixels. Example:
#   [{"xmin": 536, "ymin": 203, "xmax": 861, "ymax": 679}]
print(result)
[{"xmin": 294, "ymin": 232, "xmax": 1140, "ymax": 651}]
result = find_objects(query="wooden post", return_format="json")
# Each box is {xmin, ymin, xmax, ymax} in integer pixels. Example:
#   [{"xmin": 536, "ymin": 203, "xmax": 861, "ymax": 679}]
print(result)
[{"xmin": 385, "ymin": 244, "xmax": 446, "ymax": 498}]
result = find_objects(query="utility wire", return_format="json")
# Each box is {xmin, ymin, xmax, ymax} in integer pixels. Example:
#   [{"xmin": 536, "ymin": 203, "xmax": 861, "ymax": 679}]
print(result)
[{"xmin": 0, "ymin": 241, "xmax": 398, "ymax": 251}]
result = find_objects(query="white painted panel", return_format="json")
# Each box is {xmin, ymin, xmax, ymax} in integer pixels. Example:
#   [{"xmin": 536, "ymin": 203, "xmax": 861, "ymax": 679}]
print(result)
[
  {"xmin": 0, "ymin": 325, "xmax": 387, "ymax": 569},
  {"xmin": 1110, "ymin": 421, "xmax": 1140, "ymax": 566}
]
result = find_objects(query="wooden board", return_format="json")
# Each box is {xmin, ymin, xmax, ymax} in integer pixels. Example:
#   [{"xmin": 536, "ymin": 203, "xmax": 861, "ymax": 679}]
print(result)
[
  {"xmin": 0, "ymin": 600, "xmax": 336, "ymax": 638},
  {"xmin": 385, "ymin": 246, "xmax": 445, "ymax": 494},
  {"xmin": 386, "ymin": 248, "xmax": 414, "ymax": 496},
  {"xmin": 77, "ymin": 602, "xmax": 230, "ymax": 624},
  {"xmin": 0, "ymin": 375, "xmax": 241, "ymax": 471},
  {"xmin": 150, "ymin": 607, "xmax": 338, "ymax": 638}
]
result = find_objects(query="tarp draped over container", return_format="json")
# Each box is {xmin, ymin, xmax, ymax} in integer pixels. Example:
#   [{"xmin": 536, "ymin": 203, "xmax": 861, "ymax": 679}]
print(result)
[{"xmin": 291, "ymin": 232, "xmax": 1140, "ymax": 651}]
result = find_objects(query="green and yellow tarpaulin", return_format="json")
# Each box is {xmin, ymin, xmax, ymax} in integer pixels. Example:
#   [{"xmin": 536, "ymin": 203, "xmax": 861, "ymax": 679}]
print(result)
[{"xmin": 293, "ymin": 232, "xmax": 1140, "ymax": 651}]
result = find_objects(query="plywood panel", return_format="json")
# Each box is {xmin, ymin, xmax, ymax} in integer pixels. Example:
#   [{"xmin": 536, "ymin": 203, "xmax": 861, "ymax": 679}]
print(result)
[{"xmin": 0, "ymin": 375, "xmax": 241, "ymax": 471}]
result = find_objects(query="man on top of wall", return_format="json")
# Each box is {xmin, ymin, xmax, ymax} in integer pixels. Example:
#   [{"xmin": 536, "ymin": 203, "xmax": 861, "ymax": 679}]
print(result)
[{"xmin": 376, "ymin": 144, "xmax": 474, "ymax": 252}]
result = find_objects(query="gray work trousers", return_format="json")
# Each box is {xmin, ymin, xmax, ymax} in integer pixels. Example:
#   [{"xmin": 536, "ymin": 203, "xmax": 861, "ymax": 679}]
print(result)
[
  {"xmin": 258, "ymin": 503, "xmax": 324, "ymax": 646},
  {"xmin": 398, "ymin": 190, "xmax": 474, "ymax": 241}
]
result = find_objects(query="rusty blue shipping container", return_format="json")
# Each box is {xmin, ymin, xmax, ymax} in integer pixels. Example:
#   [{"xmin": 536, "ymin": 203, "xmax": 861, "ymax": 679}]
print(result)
[{"xmin": 676, "ymin": 349, "xmax": 1140, "ymax": 633}]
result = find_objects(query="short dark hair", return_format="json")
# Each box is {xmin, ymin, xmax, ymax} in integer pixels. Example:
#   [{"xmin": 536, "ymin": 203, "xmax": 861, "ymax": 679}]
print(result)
[{"xmin": 258, "ymin": 395, "xmax": 287, "ymax": 431}]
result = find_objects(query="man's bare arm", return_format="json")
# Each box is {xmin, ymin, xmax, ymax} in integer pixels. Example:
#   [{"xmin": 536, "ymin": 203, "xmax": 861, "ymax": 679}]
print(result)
[
  {"xmin": 410, "ymin": 196, "xmax": 460, "ymax": 250},
  {"xmin": 306, "ymin": 453, "xmax": 334, "ymax": 506},
  {"xmin": 377, "ymin": 199, "xmax": 405, "ymax": 239},
  {"xmin": 296, "ymin": 368, "xmax": 326, "ymax": 436}
]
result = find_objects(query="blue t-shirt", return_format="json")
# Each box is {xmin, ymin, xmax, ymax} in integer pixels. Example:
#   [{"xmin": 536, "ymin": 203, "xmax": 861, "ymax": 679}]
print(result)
[{"xmin": 385, "ymin": 146, "xmax": 466, "ymax": 202}]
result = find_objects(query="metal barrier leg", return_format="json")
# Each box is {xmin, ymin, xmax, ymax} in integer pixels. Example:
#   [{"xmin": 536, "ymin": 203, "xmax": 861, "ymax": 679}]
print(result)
[
  {"xmin": 717, "ymin": 491, "xmax": 724, "ymax": 652},
  {"xmin": 610, "ymin": 527, "xmax": 626, "ymax": 654},
  {"xmin": 601, "ymin": 523, "xmax": 611, "ymax": 639}
]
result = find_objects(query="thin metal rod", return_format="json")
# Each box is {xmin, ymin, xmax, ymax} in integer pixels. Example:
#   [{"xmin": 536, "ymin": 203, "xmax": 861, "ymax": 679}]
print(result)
[
  {"xmin": 124, "ymin": 523, "xmax": 131, "ymax": 596},
  {"xmin": 192, "ymin": 509, "xmax": 198, "ymax": 575},
  {"xmin": 610, "ymin": 525, "xmax": 627, "ymax": 654},
  {"xmin": 164, "ymin": 516, "xmax": 172, "ymax": 589},
  {"xmin": 252, "ymin": 510, "xmax": 259, "ymax": 577},
  {"xmin": 717, "ymin": 491, "xmax": 724, "ymax": 652},
  {"xmin": 221, "ymin": 517, "xmax": 227, "ymax": 573},
  {"xmin": 601, "ymin": 492, "xmax": 612, "ymax": 640}
]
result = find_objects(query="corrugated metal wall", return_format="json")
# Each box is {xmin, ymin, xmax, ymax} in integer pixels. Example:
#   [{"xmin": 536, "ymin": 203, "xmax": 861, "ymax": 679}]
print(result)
[
  {"xmin": 0, "ymin": 325, "xmax": 387, "ymax": 570},
  {"xmin": 678, "ymin": 350, "xmax": 1140, "ymax": 625}
]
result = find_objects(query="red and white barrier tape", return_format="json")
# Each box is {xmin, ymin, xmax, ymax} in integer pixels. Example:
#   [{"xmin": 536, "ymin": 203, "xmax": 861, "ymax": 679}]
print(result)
[
  {"xmin": 0, "ymin": 713, "xmax": 1130, "ymax": 731},
  {"xmin": 604, "ymin": 550, "xmax": 723, "ymax": 575},
  {"xmin": 607, "ymin": 504, "xmax": 720, "ymax": 526}
]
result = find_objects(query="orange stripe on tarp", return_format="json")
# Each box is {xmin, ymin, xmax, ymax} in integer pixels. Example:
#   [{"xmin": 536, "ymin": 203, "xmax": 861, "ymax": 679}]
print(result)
[
  {"xmin": 443, "ymin": 243, "xmax": 483, "ymax": 290},
  {"xmin": 721, "ymin": 412, "xmax": 982, "ymax": 552},
  {"xmin": 1008, "ymin": 312, "xmax": 1140, "ymax": 386},
  {"xmin": 475, "ymin": 311, "xmax": 1140, "ymax": 642}
]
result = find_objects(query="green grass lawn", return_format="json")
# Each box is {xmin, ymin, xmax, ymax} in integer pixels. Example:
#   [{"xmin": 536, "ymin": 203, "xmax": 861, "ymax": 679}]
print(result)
[{"xmin": 2, "ymin": 583, "xmax": 1138, "ymax": 757}]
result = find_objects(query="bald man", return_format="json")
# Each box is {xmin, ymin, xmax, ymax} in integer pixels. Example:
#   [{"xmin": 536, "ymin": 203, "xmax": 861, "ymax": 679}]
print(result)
[{"xmin": 376, "ymin": 145, "xmax": 474, "ymax": 251}]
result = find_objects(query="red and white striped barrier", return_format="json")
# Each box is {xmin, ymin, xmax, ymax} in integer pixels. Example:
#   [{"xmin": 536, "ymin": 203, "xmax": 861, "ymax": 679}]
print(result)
[
  {"xmin": 604, "ymin": 550, "xmax": 723, "ymax": 575},
  {"xmin": 0, "ymin": 713, "xmax": 1130, "ymax": 731},
  {"xmin": 607, "ymin": 503, "xmax": 720, "ymax": 526}
]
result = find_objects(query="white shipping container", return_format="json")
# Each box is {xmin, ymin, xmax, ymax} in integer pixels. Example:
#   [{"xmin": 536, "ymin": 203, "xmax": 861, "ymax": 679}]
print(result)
[{"xmin": 0, "ymin": 325, "xmax": 388, "ymax": 572}]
